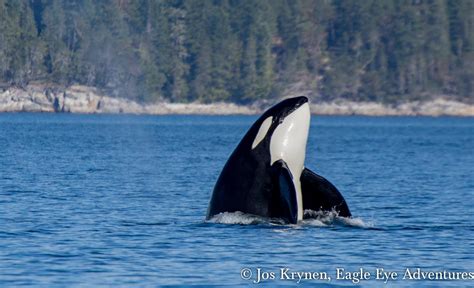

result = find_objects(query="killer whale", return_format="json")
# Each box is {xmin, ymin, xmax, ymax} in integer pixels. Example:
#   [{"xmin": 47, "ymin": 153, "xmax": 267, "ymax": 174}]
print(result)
[{"xmin": 206, "ymin": 96, "xmax": 351, "ymax": 224}]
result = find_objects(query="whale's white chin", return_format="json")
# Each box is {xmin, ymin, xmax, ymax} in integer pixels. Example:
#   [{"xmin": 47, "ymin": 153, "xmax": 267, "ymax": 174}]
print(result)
[{"xmin": 270, "ymin": 102, "xmax": 310, "ymax": 221}]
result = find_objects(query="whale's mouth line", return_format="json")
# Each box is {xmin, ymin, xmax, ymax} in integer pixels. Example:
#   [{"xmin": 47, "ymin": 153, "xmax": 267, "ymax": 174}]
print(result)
[
  {"xmin": 284, "ymin": 100, "xmax": 308, "ymax": 118},
  {"xmin": 274, "ymin": 96, "xmax": 309, "ymax": 124}
]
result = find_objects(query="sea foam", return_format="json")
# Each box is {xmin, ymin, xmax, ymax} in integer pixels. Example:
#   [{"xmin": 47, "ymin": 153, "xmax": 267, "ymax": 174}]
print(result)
[{"xmin": 207, "ymin": 210, "xmax": 373, "ymax": 228}]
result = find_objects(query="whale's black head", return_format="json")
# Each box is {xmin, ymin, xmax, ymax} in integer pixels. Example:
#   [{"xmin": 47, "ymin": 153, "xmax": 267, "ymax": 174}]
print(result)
[
  {"xmin": 247, "ymin": 96, "xmax": 310, "ymax": 152},
  {"xmin": 260, "ymin": 96, "xmax": 308, "ymax": 125}
]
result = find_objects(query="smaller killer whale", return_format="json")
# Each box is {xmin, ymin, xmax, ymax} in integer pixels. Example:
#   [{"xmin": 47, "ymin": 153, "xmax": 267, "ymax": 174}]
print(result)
[{"xmin": 206, "ymin": 96, "xmax": 351, "ymax": 224}]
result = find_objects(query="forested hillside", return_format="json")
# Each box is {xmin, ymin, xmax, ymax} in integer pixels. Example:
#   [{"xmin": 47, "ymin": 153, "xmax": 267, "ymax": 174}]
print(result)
[{"xmin": 0, "ymin": 0, "xmax": 472, "ymax": 103}]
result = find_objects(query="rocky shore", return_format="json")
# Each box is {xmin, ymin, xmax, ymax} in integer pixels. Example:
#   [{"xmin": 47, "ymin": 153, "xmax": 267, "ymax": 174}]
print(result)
[
  {"xmin": 0, "ymin": 85, "xmax": 472, "ymax": 116},
  {"xmin": 311, "ymin": 99, "xmax": 473, "ymax": 116}
]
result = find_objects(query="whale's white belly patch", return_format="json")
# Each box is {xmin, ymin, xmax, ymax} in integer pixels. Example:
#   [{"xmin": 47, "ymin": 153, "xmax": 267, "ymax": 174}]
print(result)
[{"xmin": 270, "ymin": 103, "xmax": 310, "ymax": 221}]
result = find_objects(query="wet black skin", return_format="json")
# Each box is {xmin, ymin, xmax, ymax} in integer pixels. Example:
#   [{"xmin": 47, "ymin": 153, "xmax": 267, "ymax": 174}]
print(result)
[
  {"xmin": 301, "ymin": 168, "xmax": 351, "ymax": 217},
  {"xmin": 206, "ymin": 96, "xmax": 351, "ymax": 223}
]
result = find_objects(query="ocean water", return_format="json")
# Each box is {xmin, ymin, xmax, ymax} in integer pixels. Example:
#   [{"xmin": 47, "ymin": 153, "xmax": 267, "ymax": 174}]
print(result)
[{"xmin": 0, "ymin": 113, "xmax": 472, "ymax": 287}]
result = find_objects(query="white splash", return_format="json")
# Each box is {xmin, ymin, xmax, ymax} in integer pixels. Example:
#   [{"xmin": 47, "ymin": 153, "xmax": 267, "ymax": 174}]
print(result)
[
  {"xmin": 207, "ymin": 210, "xmax": 373, "ymax": 229},
  {"xmin": 207, "ymin": 211, "xmax": 268, "ymax": 225},
  {"xmin": 337, "ymin": 216, "xmax": 374, "ymax": 228},
  {"xmin": 303, "ymin": 209, "xmax": 374, "ymax": 228}
]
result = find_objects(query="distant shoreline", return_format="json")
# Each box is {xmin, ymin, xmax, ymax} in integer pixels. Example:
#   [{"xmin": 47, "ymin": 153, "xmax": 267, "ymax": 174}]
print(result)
[{"xmin": 1, "ymin": 85, "xmax": 472, "ymax": 117}]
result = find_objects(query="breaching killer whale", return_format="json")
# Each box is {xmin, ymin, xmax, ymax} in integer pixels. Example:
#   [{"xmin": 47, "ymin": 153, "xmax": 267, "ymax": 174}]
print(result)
[{"xmin": 206, "ymin": 96, "xmax": 351, "ymax": 224}]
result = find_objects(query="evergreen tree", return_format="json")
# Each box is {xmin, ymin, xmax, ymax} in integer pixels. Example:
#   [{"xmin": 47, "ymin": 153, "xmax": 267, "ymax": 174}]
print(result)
[{"xmin": 0, "ymin": 0, "xmax": 471, "ymax": 103}]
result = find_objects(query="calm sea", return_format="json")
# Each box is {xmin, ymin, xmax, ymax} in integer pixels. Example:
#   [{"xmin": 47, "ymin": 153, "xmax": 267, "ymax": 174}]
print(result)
[{"xmin": 0, "ymin": 114, "xmax": 473, "ymax": 287}]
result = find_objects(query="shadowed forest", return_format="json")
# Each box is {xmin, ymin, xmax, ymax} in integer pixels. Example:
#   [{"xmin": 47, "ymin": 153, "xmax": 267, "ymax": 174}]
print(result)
[{"xmin": 0, "ymin": 0, "xmax": 472, "ymax": 103}]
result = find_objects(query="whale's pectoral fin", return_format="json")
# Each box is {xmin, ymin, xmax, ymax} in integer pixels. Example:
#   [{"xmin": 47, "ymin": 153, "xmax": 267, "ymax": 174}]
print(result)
[
  {"xmin": 301, "ymin": 168, "xmax": 351, "ymax": 218},
  {"xmin": 271, "ymin": 160, "xmax": 298, "ymax": 224}
]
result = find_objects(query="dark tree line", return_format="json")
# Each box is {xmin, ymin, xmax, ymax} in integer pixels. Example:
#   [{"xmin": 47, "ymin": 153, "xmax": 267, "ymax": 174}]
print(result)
[{"xmin": 0, "ymin": 0, "xmax": 472, "ymax": 103}]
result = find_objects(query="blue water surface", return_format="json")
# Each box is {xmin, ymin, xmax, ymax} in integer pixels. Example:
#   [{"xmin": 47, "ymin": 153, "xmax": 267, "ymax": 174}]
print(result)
[{"xmin": 0, "ymin": 114, "xmax": 473, "ymax": 287}]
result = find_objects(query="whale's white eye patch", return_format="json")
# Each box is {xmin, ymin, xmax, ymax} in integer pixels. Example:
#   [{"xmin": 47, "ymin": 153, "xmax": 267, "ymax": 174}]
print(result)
[{"xmin": 252, "ymin": 116, "xmax": 273, "ymax": 149}]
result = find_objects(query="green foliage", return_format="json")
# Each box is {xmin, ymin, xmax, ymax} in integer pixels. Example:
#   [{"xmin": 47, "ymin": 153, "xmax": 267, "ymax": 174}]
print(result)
[{"xmin": 0, "ymin": 0, "xmax": 471, "ymax": 103}]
